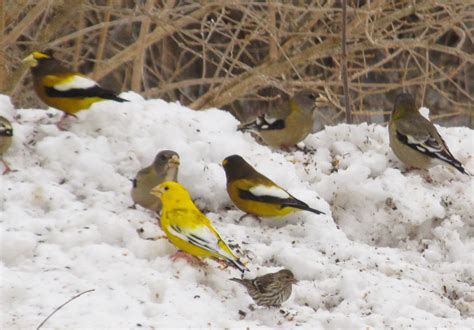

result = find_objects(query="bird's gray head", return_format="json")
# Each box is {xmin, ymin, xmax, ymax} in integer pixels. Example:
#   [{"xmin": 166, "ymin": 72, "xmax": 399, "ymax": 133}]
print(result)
[
  {"xmin": 393, "ymin": 93, "xmax": 416, "ymax": 119},
  {"xmin": 153, "ymin": 150, "xmax": 180, "ymax": 170},
  {"xmin": 276, "ymin": 269, "xmax": 297, "ymax": 284},
  {"xmin": 293, "ymin": 90, "xmax": 327, "ymax": 114}
]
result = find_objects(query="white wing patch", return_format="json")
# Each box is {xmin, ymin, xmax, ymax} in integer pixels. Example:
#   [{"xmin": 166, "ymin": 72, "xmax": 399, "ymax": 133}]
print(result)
[
  {"xmin": 167, "ymin": 224, "xmax": 234, "ymax": 260},
  {"xmin": 54, "ymin": 75, "xmax": 98, "ymax": 91},
  {"xmin": 263, "ymin": 114, "xmax": 278, "ymax": 124},
  {"xmin": 249, "ymin": 185, "xmax": 290, "ymax": 199},
  {"xmin": 406, "ymin": 134, "xmax": 442, "ymax": 153},
  {"xmin": 418, "ymin": 107, "xmax": 430, "ymax": 120}
]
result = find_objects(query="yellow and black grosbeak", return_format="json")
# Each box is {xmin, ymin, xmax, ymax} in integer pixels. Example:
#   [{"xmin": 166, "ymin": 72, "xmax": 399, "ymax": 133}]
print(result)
[
  {"xmin": 222, "ymin": 155, "xmax": 325, "ymax": 218},
  {"xmin": 23, "ymin": 51, "xmax": 128, "ymax": 128}
]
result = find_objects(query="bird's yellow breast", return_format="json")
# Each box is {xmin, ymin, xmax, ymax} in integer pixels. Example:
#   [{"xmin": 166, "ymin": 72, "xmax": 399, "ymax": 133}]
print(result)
[{"xmin": 227, "ymin": 181, "xmax": 297, "ymax": 217}]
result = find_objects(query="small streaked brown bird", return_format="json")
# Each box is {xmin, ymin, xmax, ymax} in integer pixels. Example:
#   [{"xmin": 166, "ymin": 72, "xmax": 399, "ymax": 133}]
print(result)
[
  {"xmin": 23, "ymin": 51, "xmax": 128, "ymax": 129},
  {"xmin": 0, "ymin": 116, "xmax": 13, "ymax": 174},
  {"xmin": 131, "ymin": 150, "xmax": 180, "ymax": 212},
  {"xmin": 222, "ymin": 155, "xmax": 325, "ymax": 218},
  {"xmin": 238, "ymin": 90, "xmax": 327, "ymax": 149},
  {"xmin": 389, "ymin": 93, "xmax": 470, "ymax": 175},
  {"xmin": 231, "ymin": 269, "xmax": 297, "ymax": 307}
]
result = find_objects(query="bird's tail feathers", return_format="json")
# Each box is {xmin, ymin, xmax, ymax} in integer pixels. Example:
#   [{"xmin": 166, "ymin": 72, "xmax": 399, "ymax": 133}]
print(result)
[
  {"xmin": 451, "ymin": 162, "xmax": 471, "ymax": 176},
  {"xmin": 109, "ymin": 95, "xmax": 129, "ymax": 103},
  {"xmin": 237, "ymin": 121, "xmax": 258, "ymax": 132},
  {"xmin": 227, "ymin": 258, "xmax": 248, "ymax": 273},
  {"xmin": 292, "ymin": 204, "xmax": 325, "ymax": 215}
]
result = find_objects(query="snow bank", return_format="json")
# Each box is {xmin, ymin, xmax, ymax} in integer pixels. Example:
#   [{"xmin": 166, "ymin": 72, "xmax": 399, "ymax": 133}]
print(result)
[{"xmin": 1, "ymin": 93, "xmax": 473, "ymax": 328}]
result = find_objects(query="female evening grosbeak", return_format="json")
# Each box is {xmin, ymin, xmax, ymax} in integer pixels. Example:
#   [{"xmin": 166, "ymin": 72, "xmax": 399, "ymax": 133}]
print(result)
[
  {"xmin": 222, "ymin": 154, "xmax": 325, "ymax": 218},
  {"xmin": 23, "ymin": 51, "xmax": 128, "ymax": 128},
  {"xmin": 0, "ymin": 116, "xmax": 13, "ymax": 174},
  {"xmin": 238, "ymin": 90, "xmax": 327, "ymax": 149},
  {"xmin": 389, "ymin": 93, "xmax": 470, "ymax": 175},
  {"xmin": 131, "ymin": 150, "xmax": 180, "ymax": 213}
]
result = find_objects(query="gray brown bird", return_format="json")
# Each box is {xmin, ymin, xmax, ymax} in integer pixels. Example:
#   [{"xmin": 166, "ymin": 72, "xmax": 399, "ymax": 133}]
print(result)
[
  {"xmin": 131, "ymin": 150, "xmax": 180, "ymax": 212},
  {"xmin": 238, "ymin": 90, "xmax": 327, "ymax": 149},
  {"xmin": 389, "ymin": 93, "xmax": 470, "ymax": 175},
  {"xmin": 231, "ymin": 269, "xmax": 297, "ymax": 307},
  {"xmin": 0, "ymin": 116, "xmax": 13, "ymax": 174}
]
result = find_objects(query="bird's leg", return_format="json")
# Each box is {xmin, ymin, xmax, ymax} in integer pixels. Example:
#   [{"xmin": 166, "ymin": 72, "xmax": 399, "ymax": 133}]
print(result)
[
  {"xmin": 56, "ymin": 113, "xmax": 77, "ymax": 130},
  {"xmin": 296, "ymin": 144, "xmax": 316, "ymax": 154},
  {"xmin": 422, "ymin": 172, "xmax": 434, "ymax": 184},
  {"xmin": 170, "ymin": 251, "xmax": 206, "ymax": 266},
  {"xmin": 212, "ymin": 258, "xmax": 229, "ymax": 271},
  {"xmin": 1, "ymin": 159, "xmax": 11, "ymax": 174},
  {"xmin": 401, "ymin": 166, "xmax": 417, "ymax": 174},
  {"xmin": 280, "ymin": 145, "xmax": 294, "ymax": 153},
  {"xmin": 238, "ymin": 213, "xmax": 262, "ymax": 223}
]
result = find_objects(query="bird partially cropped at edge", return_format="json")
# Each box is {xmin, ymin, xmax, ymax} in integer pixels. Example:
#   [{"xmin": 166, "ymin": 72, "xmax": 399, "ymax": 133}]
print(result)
[
  {"xmin": 131, "ymin": 150, "xmax": 180, "ymax": 212},
  {"xmin": 22, "ymin": 51, "xmax": 128, "ymax": 129},
  {"xmin": 238, "ymin": 90, "xmax": 328, "ymax": 149},
  {"xmin": 222, "ymin": 155, "xmax": 325, "ymax": 218},
  {"xmin": 150, "ymin": 181, "xmax": 248, "ymax": 273},
  {"xmin": 0, "ymin": 116, "xmax": 13, "ymax": 174},
  {"xmin": 231, "ymin": 269, "xmax": 297, "ymax": 307},
  {"xmin": 389, "ymin": 93, "xmax": 470, "ymax": 176}
]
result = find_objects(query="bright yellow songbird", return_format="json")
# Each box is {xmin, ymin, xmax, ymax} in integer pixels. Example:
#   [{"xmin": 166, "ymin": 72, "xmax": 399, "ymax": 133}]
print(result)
[{"xmin": 150, "ymin": 181, "xmax": 248, "ymax": 273}]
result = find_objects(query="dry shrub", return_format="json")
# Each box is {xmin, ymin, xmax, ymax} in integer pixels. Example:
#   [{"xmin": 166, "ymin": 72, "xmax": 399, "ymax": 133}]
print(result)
[{"xmin": 2, "ymin": 0, "xmax": 473, "ymax": 127}]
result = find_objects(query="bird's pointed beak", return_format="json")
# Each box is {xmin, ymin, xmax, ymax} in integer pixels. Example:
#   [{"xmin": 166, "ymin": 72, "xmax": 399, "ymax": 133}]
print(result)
[
  {"xmin": 315, "ymin": 94, "xmax": 329, "ymax": 105},
  {"xmin": 150, "ymin": 185, "xmax": 164, "ymax": 197},
  {"xmin": 168, "ymin": 155, "xmax": 180, "ymax": 166},
  {"xmin": 22, "ymin": 54, "xmax": 37, "ymax": 66}
]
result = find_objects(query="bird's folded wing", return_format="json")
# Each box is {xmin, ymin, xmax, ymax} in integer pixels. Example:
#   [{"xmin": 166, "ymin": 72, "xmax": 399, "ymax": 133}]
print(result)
[
  {"xmin": 168, "ymin": 218, "xmax": 234, "ymax": 259},
  {"xmin": 43, "ymin": 74, "xmax": 97, "ymax": 90},
  {"xmin": 238, "ymin": 182, "xmax": 306, "ymax": 208},
  {"xmin": 239, "ymin": 114, "xmax": 285, "ymax": 132},
  {"xmin": 396, "ymin": 118, "xmax": 455, "ymax": 161},
  {"xmin": 253, "ymin": 273, "xmax": 276, "ymax": 293}
]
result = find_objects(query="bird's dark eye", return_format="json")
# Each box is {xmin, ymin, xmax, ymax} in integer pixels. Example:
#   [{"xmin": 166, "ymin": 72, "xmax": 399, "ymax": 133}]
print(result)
[
  {"xmin": 164, "ymin": 186, "xmax": 169, "ymax": 191},
  {"xmin": 309, "ymin": 93, "xmax": 317, "ymax": 99},
  {"xmin": 161, "ymin": 155, "xmax": 167, "ymax": 160}
]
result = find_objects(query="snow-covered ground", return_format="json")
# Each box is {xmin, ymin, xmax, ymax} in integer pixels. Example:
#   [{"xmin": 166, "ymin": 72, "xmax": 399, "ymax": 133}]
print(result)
[{"xmin": 1, "ymin": 93, "xmax": 473, "ymax": 328}]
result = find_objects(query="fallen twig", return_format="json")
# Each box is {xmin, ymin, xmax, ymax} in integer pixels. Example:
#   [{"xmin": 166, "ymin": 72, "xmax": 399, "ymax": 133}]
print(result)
[{"xmin": 36, "ymin": 289, "xmax": 95, "ymax": 329}]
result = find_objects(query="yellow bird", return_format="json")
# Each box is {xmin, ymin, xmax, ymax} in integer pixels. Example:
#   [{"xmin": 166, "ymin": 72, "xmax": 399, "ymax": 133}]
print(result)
[
  {"xmin": 150, "ymin": 181, "xmax": 248, "ymax": 273},
  {"xmin": 0, "ymin": 116, "xmax": 13, "ymax": 174},
  {"xmin": 22, "ymin": 51, "xmax": 128, "ymax": 128},
  {"xmin": 222, "ymin": 155, "xmax": 325, "ymax": 217},
  {"xmin": 389, "ymin": 93, "xmax": 470, "ymax": 175}
]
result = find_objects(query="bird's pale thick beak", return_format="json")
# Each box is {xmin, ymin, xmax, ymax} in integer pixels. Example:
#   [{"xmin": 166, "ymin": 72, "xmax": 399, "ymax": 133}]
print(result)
[
  {"xmin": 22, "ymin": 54, "xmax": 37, "ymax": 66},
  {"xmin": 150, "ymin": 185, "xmax": 164, "ymax": 197},
  {"xmin": 315, "ymin": 94, "xmax": 329, "ymax": 104},
  {"xmin": 168, "ymin": 155, "xmax": 180, "ymax": 166}
]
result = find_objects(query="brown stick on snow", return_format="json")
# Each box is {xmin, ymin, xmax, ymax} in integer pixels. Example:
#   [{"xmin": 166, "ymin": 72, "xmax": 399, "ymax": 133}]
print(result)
[{"xmin": 36, "ymin": 289, "xmax": 95, "ymax": 329}]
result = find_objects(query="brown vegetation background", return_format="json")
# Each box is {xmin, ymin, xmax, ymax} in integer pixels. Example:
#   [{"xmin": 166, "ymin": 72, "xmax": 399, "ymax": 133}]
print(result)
[{"xmin": 1, "ymin": 0, "xmax": 473, "ymax": 128}]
